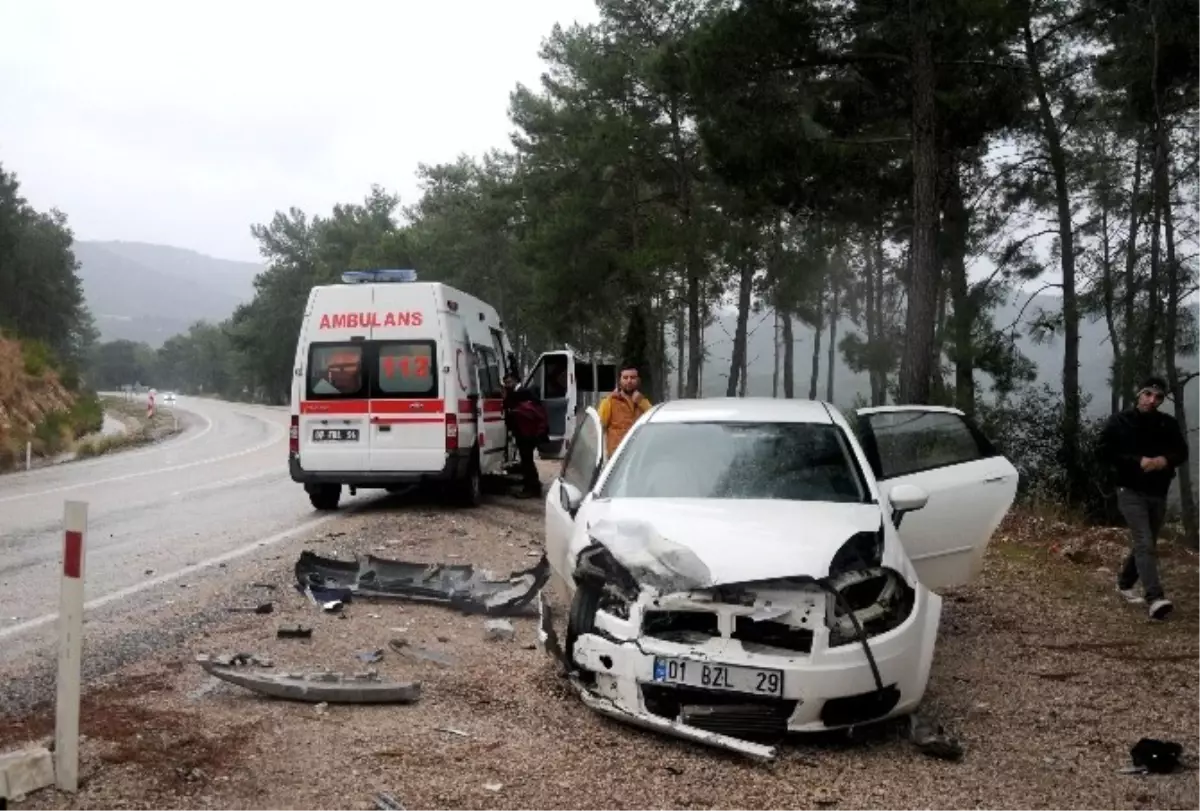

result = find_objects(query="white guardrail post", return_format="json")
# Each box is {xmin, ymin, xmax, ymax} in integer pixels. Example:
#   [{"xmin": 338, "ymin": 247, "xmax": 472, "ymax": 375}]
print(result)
[{"xmin": 56, "ymin": 501, "xmax": 87, "ymax": 793}]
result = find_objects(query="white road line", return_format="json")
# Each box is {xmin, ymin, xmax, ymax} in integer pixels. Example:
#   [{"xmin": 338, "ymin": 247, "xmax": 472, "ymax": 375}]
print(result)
[
  {"xmin": 0, "ymin": 421, "xmax": 286, "ymax": 505},
  {"xmin": 0, "ymin": 509, "xmax": 351, "ymax": 642}
]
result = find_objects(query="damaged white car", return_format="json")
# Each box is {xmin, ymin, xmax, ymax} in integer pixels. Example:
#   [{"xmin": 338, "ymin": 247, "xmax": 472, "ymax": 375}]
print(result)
[{"xmin": 539, "ymin": 397, "xmax": 1017, "ymax": 760}]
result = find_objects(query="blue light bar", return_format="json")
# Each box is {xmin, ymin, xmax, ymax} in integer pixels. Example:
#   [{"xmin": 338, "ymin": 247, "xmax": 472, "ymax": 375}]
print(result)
[{"xmin": 341, "ymin": 269, "xmax": 419, "ymax": 284}]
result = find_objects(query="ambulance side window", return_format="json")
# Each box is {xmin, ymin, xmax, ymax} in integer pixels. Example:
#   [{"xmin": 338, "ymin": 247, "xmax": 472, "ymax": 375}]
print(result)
[
  {"xmin": 489, "ymin": 328, "xmax": 508, "ymax": 375},
  {"xmin": 307, "ymin": 343, "xmax": 367, "ymax": 399},
  {"xmin": 475, "ymin": 345, "xmax": 503, "ymax": 399}
]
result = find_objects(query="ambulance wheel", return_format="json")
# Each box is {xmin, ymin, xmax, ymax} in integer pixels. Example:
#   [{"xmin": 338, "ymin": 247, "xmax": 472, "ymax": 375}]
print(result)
[
  {"xmin": 308, "ymin": 484, "xmax": 341, "ymax": 511},
  {"xmin": 456, "ymin": 455, "xmax": 482, "ymax": 508}
]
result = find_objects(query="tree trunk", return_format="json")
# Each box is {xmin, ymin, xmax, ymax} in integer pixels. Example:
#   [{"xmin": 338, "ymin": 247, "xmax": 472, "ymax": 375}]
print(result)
[
  {"xmin": 871, "ymin": 225, "xmax": 890, "ymax": 405},
  {"xmin": 1023, "ymin": 12, "xmax": 1082, "ymax": 503},
  {"xmin": 772, "ymin": 309, "xmax": 781, "ymax": 397},
  {"xmin": 1121, "ymin": 140, "xmax": 1143, "ymax": 409},
  {"xmin": 809, "ymin": 282, "xmax": 824, "ymax": 401},
  {"xmin": 685, "ymin": 269, "xmax": 702, "ymax": 397},
  {"xmin": 782, "ymin": 311, "xmax": 795, "ymax": 398},
  {"xmin": 1098, "ymin": 189, "xmax": 1120, "ymax": 415},
  {"xmin": 943, "ymin": 157, "xmax": 974, "ymax": 415},
  {"xmin": 727, "ymin": 259, "xmax": 754, "ymax": 397},
  {"xmin": 898, "ymin": 0, "xmax": 939, "ymax": 404},
  {"xmin": 1140, "ymin": 129, "xmax": 1164, "ymax": 377},
  {"xmin": 675, "ymin": 296, "xmax": 686, "ymax": 400},
  {"xmin": 930, "ymin": 282, "xmax": 949, "ymax": 404},
  {"xmin": 863, "ymin": 232, "xmax": 881, "ymax": 405},
  {"xmin": 825, "ymin": 280, "xmax": 839, "ymax": 403}
]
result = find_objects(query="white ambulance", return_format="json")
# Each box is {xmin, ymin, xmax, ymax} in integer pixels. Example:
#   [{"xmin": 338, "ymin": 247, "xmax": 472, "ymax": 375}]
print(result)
[{"xmin": 288, "ymin": 269, "xmax": 517, "ymax": 510}]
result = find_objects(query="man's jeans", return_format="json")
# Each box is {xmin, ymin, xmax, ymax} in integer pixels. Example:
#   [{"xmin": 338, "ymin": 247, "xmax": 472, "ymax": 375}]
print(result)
[{"xmin": 1116, "ymin": 487, "xmax": 1168, "ymax": 601}]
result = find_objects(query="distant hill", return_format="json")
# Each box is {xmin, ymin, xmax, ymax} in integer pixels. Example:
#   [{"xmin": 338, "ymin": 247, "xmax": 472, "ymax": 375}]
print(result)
[{"xmin": 74, "ymin": 241, "xmax": 261, "ymax": 345}]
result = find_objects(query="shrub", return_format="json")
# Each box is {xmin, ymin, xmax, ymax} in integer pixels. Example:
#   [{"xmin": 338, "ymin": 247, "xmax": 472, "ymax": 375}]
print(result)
[{"xmin": 20, "ymin": 340, "xmax": 56, "ymax": 377}]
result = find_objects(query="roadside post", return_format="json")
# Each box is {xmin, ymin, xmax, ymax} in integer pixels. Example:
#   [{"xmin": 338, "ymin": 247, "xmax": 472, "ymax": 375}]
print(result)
[
  {"xmin": 56, "ymin": 501, "xmax": 87, "ymax": 793},
  {"xmin": 25, "ymin": 441, "xmax": 31, "ymax": 471}
]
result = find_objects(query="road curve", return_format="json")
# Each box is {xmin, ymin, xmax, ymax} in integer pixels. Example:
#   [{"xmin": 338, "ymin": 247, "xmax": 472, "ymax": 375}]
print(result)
[{"xmin": 0, "ymin": 395, "xmax": 366, "ymax": 666}]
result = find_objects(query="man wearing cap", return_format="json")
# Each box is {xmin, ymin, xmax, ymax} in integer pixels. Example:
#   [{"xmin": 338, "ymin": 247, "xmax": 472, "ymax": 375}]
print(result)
[{"xmin": 1096, "ymin": 376, "xmax": 1190, "ymax": 620}]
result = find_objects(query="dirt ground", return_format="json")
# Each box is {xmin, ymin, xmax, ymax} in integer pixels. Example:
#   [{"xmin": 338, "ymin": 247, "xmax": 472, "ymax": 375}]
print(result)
[{"xmin": 3, "ymin": 473, "xmax": 1197, "ymax": 810}]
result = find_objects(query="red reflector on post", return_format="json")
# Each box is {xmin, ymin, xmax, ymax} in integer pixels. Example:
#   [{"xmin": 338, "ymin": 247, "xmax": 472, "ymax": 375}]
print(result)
[
  {"xmin": 64, "ymin": 530, "xmax": 83, "ymax": 579},
  {"xmin": 445, "ymin": 413, "xmax": 459, "ymax": 450}
]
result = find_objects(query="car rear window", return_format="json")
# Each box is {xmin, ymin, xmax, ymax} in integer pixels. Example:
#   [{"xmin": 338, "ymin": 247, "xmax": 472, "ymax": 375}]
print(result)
[
  {"xmin": 307, "ymin": 343, "xmax": 366, "ymax": 399},
  {"xmin": 373, "ymin": 340, "xmax": 438, "ymax": 398}
]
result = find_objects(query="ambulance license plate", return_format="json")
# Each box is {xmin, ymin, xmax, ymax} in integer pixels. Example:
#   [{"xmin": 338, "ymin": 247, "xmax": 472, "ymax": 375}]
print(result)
[{"xmin": 312, "ymin": 429, "xmax": 359, "ymax": 442}]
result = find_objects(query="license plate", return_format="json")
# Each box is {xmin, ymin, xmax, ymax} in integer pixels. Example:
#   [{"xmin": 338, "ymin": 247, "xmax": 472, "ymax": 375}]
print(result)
[
  {"xmin": 652, "ymin": 657, "xmax": 783, "ymax": 698},
  {"xmin": 312, "ymin": 428, "xmax": 359, "ymax": 442}
]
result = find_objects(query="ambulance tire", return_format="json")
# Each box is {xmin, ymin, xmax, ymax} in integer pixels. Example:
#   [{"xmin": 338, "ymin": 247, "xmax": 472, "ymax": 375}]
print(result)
[
  {"xmin": 455, "ymin": 453, "xmax": 483, "ymax": 508},
  {"xmin": 308, "ymin": 484, "xmax": 341, "ymax": 511}
]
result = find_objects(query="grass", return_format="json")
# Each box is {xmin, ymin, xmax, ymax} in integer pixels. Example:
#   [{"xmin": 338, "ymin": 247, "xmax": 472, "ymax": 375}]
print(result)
[{"xmin": 73, "ymin": 397, "xmax": 184, "ymax": 459}]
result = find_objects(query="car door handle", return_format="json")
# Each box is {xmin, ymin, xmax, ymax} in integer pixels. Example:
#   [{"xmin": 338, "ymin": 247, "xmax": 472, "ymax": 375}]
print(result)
[{"xmin": 983, "ymin": 475, "xmax": 1007, "ymax": 484}]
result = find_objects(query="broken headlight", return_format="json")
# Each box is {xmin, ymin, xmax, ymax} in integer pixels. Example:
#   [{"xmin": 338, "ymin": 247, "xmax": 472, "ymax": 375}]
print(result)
[
  {"xmin": 828, "ymin": 527, "xmax": 884, "ymax": 576},
  {"xmin": 826, "ymin": 567, "xmax": 915, "ymax": 647},
  {"xmin": 574, "ymin": 543, "xmax": 640, "ymax": 620}
]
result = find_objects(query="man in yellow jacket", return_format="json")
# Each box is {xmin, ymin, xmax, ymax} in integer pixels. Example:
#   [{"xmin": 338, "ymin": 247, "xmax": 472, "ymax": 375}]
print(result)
[{"xmin": 597, "ymin": 363, "xmax": 652, "ymax": 457}]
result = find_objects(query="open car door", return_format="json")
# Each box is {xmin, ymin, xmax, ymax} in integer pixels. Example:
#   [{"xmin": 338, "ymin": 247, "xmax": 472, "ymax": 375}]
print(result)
[
  {"xmin": 544, "ymin": 407, "xmax": 604, "ymax": 587},
  {"xmin": 523, "ymin": 350, "xmax": 576, "ymax": 459},
  {"xmin": 853, "ymin": 406, "xmax": 1018, "ymax": 592}
]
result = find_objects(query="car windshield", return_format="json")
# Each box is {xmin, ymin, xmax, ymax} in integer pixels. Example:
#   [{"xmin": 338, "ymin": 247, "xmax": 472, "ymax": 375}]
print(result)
[{"xmin": 598, "ymin": 421, "xmax": 870, "ymax": 503}]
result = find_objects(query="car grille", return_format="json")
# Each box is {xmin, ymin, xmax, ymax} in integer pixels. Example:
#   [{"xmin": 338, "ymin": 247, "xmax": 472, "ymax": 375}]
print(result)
[
  {"xmin": 641, "ymin": 684, "xmax": 795, "ymax": 740},
  {"xmin": 641, "ymin": 609, "xmax": 813, "ymax": 653}
]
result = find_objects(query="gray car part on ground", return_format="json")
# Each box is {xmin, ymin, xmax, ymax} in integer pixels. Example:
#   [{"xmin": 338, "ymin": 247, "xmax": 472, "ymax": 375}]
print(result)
[
  {"xmin": 294, "ymin": 550, "xmax": 550, "ymax": 617},
  {"xmin": 196, "ymin": 655, "xmax": 422, "ymax": 704}
]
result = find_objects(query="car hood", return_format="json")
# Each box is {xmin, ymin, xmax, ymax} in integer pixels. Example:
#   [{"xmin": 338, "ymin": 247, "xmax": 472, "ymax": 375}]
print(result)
[{"xmin": 584, "ymin": 498, "xmax": 900, "ymax": 589}]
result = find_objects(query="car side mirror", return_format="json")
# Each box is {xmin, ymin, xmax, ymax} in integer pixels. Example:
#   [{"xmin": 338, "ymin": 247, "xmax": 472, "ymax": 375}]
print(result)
[
  {"xmin": 559, "ymin": 480, "xmax": 584, "ymax": 518},
  {"xmin": 889, "ymin": 483, "xmax": 929, "ymax": 528}
]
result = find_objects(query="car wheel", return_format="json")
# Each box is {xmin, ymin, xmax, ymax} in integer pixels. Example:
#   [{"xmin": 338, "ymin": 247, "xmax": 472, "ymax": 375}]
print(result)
[
  {"xmin": 456, "ymin": 454, "xmax": 482, "ymax": 507},
  {"xmin": 308, "ymin": 485, "xmax": 341, "ymax": 511},
  {"xmin": 564, "ymin": 580, "xmax": 601, "ymax": 680}
]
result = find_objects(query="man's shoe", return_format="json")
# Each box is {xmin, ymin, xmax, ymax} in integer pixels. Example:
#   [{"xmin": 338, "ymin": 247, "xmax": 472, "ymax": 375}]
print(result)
[
  {"xmin": 1148, "ymin": 599, "xmax": 1173, "ymax": 620},
  {"xmin": 1118, "ymin": 585, "xmax": 1145, "ymax": 604}
]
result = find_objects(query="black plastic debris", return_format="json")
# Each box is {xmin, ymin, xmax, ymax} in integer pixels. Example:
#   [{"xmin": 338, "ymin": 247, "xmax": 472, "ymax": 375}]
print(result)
[
  {"xmin": 295, "ymin": 550, "xmax": 550, "ymax": 617},
  {"xmin": 227, "ymin": 602, "xmax": 274, "ymax": 615},
  {"xmin": 277, "ymin": 625, "xmax": 313, "ymax": 639},
  {"xmin": 1130, "ymin": 738, "xmax": 1183, "ymax": 774}
]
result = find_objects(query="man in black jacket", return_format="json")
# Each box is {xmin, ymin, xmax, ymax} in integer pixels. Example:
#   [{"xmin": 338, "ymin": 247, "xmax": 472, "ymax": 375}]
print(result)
[{"xmin": 1096, "ymin": 375, "xmax": 1190, "ymax": 620}]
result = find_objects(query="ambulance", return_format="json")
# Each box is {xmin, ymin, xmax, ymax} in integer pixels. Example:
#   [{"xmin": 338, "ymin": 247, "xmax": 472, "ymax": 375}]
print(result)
[{"xmin": 288, "ymin": 269, "xmax": 518, "ymax": 510}]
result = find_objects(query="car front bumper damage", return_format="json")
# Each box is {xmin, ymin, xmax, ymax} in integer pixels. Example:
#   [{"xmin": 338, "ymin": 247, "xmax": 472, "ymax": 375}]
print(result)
[{"xmin": 538, "ymin": 575, "xmax": 942, "ymax": 761}]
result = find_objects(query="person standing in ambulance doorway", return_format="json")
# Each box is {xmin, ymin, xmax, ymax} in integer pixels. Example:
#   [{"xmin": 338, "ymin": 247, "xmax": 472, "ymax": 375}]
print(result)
[
  {"xmin": 503, "ymin": 373, "xmax": 549, "ymax": 499},
  {"xmin": 598, "ymin": 362, "xmax": 652, "ymax": 458},
  {"xmin": 1096, "ymin": 375, "xmax": 1189, "ymax": 621}
]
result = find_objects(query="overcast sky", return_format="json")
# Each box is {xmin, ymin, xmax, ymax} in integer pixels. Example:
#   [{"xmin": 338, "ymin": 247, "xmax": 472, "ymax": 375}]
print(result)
[{"xmin": 0, "ymin": 0, "xmax": 599, "ymax": 263}]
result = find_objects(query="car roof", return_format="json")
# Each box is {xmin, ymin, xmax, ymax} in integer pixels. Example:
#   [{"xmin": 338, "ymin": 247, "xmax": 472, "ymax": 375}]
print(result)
[{"xmin": 646, "ymin": 397, "xmax": 839, "ymax": 425}]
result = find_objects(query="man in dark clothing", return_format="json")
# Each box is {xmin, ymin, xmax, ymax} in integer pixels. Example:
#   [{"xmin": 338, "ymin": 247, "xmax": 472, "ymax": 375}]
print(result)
[
  {"xmin": 1096, "ymin": 375, "xmax": 1190, "ymax": 620},
  {"xmin": 503, "ymin": 373, "xmax": 548, "ymax": 499}
]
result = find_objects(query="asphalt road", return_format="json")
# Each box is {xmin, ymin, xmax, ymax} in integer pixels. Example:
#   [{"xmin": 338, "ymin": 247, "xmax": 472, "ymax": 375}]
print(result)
[{"xmin": 0, "ymin": 396, "xmax": 369, "ymax": 673}]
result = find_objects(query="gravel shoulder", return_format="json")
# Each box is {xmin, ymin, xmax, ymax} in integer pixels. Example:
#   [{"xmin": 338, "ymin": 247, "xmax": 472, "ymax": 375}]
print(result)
[{"xmin": 2, "ymin": 482, "xmax": 1196, "ymax": 810}]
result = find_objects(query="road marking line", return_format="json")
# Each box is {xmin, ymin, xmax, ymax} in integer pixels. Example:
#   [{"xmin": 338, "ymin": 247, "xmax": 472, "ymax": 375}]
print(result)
[
  {"xmin": 0, "ymin": 509, "xmax": 353, "ymax": 642},
  {"xmin": 0, "ymin": 420, "xmax": 285, "ymax": 505}
]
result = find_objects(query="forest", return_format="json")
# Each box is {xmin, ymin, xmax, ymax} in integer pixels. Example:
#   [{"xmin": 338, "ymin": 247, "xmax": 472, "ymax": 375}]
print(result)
[{"xmin": 50, "ymin": 0, "xmax": 1200, "ymax": 535}]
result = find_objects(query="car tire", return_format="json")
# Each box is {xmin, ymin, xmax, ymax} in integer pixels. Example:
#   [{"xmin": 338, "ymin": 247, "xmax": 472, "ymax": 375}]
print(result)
[
  {"xmin": 455, "ymin": 454, "xmax": 482, "ymax": 508},
  {"xmin": 308, "ymin": 485, "xmax": 341, "ymax": 511},
  {"xmin": 564, "ymin": 580, "xmax": 601, "ymax": 678}
]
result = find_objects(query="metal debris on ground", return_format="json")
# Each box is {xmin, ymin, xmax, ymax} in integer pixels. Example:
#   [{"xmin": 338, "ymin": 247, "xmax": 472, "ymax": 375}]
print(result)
[
  {"xmin": 294, "ymin": 550, "xmax": 550, "ymax": 617},
  {"xmin": 908, "ymin": 713, "xmax": 964, "ymax": 761},
  {"xmin": 277, "ymin": 625, "xmax": 313, "ymax": 639},
  {"xmin": 356, "ymin": 649, "xmax": 385, "ymax": 664},
  {"xmin": 482, "ymin": 782, "xmax": 503, "ymax": 792},
  {"xmin": 434, "ymin": 727, "xmax": 470, "ymax": 738},
  {"xmin": 227, "ymin": 602, "xmax": 274, "ymax": 615},
  {"xmin": 195, "ymin": 655, "xmax": 422, "ymax": 704},
  {"xmin": 484, "ymin": 619, "xmax": 515, "ymax": 641},
  {"xmin": 211, "ymin": 652, "xmax": 274, "ymax": 668},
  {"xmin": 373, "ymin": 792, "xmax": 404, "ymax": 810},
  {"xmin": 388, "ymin": 638, "xmax": 455, "ymax": 668}
]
